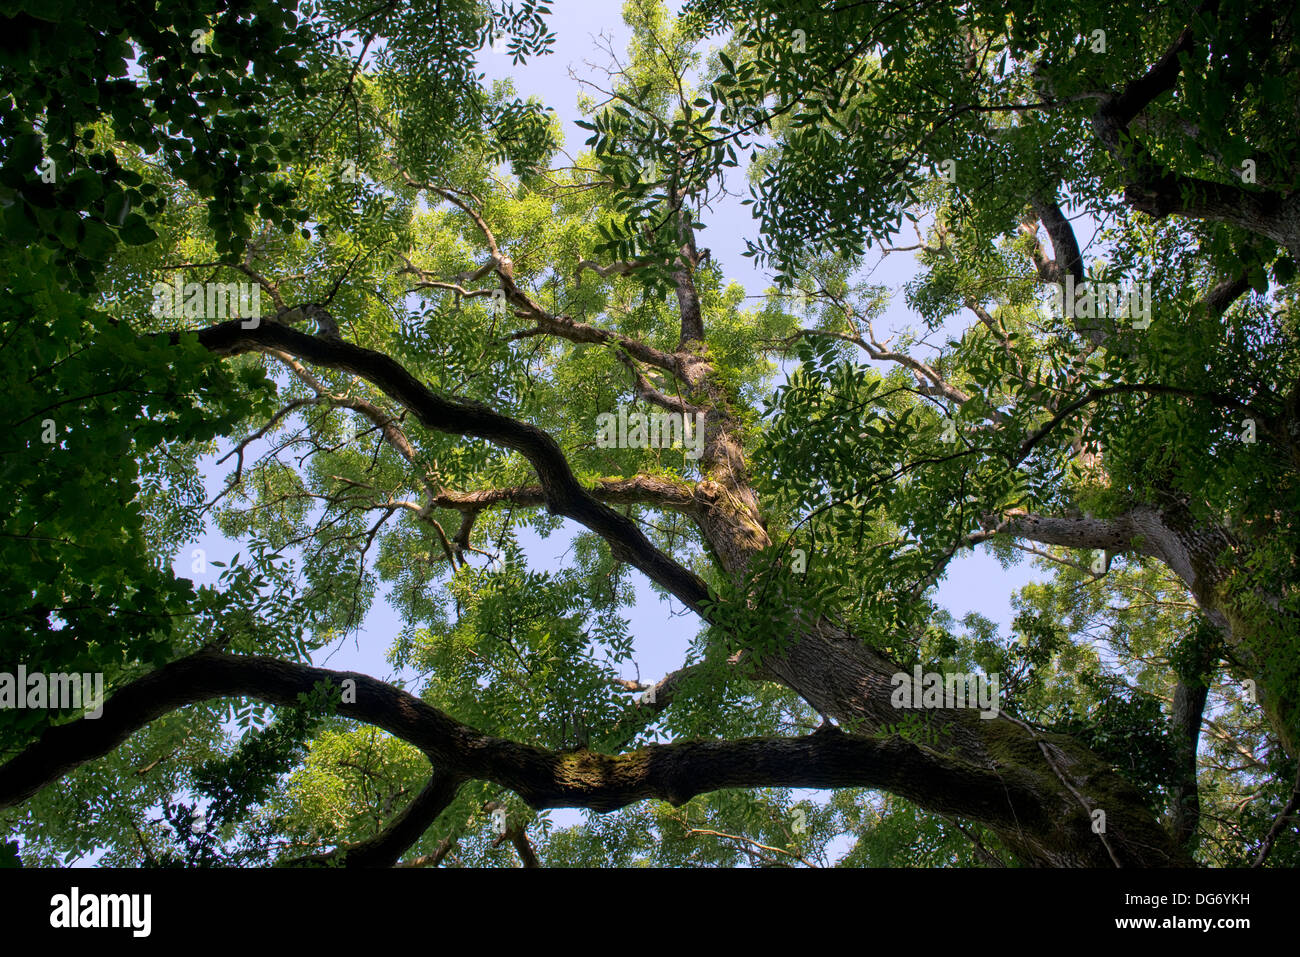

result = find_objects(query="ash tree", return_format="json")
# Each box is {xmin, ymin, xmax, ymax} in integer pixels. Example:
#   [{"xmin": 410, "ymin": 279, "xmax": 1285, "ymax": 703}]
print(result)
[{"xmin": 1, "ymin": 0, "xmax": 1296, "ymax": 868}]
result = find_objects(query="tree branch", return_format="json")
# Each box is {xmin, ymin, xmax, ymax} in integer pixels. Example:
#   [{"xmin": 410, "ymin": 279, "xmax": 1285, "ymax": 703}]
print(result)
[
  {"xmin": 1253, "ymin": 760, "xmax": 1300, "ymax": 867},
  {"xmin": 615, "ymin": 349, "xmax": 701, "ymax": 415},
  {"xmin": 428, "ymin": 475, "xmax": 701, "ymax": 519},
  {"xmin": 1089, "ymin": 0, "xmax": 1300, "ymax": 257},
  {"xmin": 183, "ymin": 320, "xmax": 711, "ymax": 614},
  {"xmin": 0, "ymin": 651, "xmax": 1053, "ymax": 835},
  {"xmin": 1028, "ymin": 198, "xmax": 1083, "ymax": 286},
  {"xmin": 291, "ymin": 768, "xmax": 465, "ymax": 867}
]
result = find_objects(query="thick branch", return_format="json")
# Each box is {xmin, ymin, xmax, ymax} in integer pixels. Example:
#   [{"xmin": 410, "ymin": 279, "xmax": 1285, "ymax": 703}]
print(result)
[
  {"xmin": 1169, "ymin": 677, "xmax": 1209, "ymax": 847},
  {"xmin": 295, "ymin": 768, "xmax": 465, "ymax": 867},
  {"xmin": 504, "ymin": 825, "xmax": 541, "ymax": 868},
  {"xmin": 183, "ymin": 321, "xmax": 710, "ymax": 614},
  {"xmin": 616, "ymin": 349, "xmax": 700, "ymax": 415},
  {"xmin": 0, "ymin": 651, "xmax": 1052, "ymax": 834},
  {"xmin": 991, "ymin": 508, "xmax": 1231, "ymax": 611},
  {"xmin": 1028, "ymin": 198, "xmax": 1083, "ymax": 285},
  {"xmin": 1090, "ymin": 0, "xmax": 1300, "ymax": 257}
]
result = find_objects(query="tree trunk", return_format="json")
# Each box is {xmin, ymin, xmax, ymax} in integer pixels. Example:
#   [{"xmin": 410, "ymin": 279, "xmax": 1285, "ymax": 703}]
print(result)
[{"xmin": 696, "ymin": 493, "xmax": 1191, "ymax": 866}]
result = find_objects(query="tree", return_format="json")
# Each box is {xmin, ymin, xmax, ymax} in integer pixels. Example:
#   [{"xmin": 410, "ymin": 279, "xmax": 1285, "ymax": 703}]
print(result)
[
  {"xmin": 679, "ymin": 0, "xmax": 1300, "ymax": 753},
  {"xmin": 1, "ymin": 0, "xmax": 1295, "ymax": 868}
]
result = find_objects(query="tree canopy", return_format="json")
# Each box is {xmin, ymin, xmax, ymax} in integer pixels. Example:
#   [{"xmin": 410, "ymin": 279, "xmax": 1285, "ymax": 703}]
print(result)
[{"xmin": 1, "ymin": 0, "xmax": 1297, "ymax": 870}]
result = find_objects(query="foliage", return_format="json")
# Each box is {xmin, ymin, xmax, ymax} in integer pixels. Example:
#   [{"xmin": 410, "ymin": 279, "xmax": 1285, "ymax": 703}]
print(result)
[{"xmin": 1, "ymin": 0, "xmax": 1297, "ymax": 869}]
